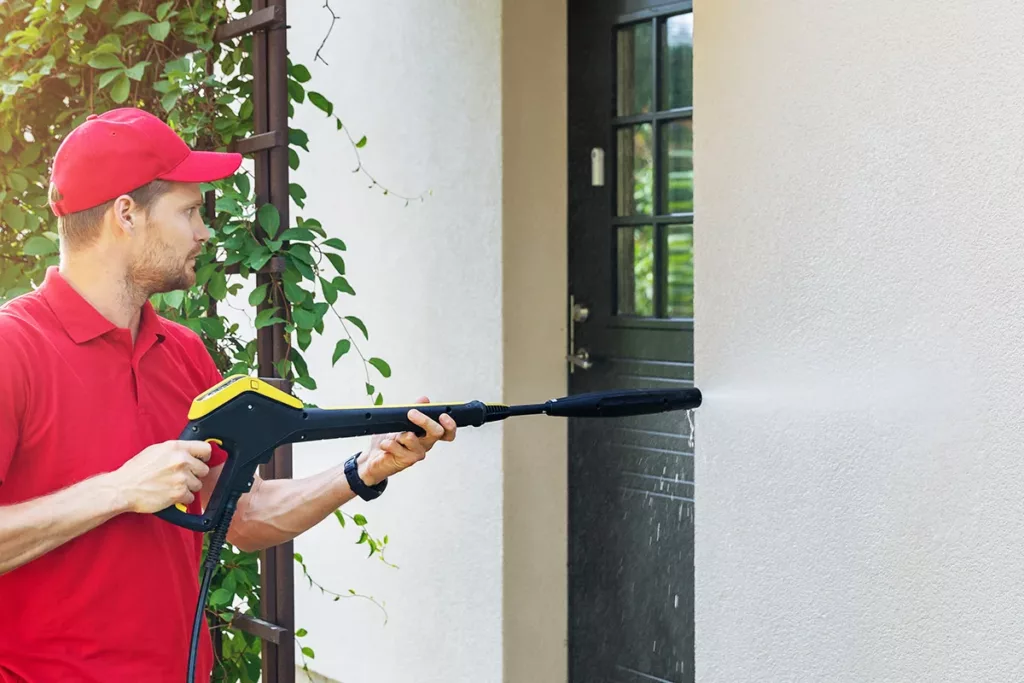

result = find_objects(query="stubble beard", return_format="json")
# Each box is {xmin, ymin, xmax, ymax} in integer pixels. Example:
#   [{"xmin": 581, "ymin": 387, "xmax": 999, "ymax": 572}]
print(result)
[{"xmin": 126, "ymin": 240, "xmax": 198, "ymax": 302}]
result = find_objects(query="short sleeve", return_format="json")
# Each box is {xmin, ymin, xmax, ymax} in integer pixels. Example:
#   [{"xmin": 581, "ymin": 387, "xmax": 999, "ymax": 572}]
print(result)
[{"xmin": 0, "ymin": 334, "xmax": 28, "ymax": 485}]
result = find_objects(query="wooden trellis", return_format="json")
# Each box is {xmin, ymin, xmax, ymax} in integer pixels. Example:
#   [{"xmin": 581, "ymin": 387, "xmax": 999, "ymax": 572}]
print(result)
[{"xmin": 207, "ymin": 1, "xmax": 295, "ymax": 681}]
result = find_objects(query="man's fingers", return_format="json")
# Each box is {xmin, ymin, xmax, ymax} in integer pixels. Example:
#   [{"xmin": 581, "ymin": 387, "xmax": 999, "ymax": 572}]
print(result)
[
  {"xmin": 186, "ymin": 457, "xmax": 211, "ymax": 479},
  {"xmin": 180, "ymin": 440, "xmax": 212, "ymax": 462},
  {"xmin": 439, "ymin": 414, "xmax": 458, "ymax": 441},
  {"xmin": 408, "ymin": 409, "xmax": 445, "ymax": 440}
]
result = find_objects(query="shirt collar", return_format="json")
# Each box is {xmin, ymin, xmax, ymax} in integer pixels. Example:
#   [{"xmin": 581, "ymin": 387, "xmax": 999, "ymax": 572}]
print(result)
[{"xmin": 40, "ymin": 266, "xmax": 167, "ymax": 346}]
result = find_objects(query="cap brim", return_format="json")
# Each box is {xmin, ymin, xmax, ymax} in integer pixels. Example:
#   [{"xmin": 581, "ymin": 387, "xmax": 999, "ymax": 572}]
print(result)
[{"xmin": 159, "ymin": 150, "xmax": 243, "ymax": 183}]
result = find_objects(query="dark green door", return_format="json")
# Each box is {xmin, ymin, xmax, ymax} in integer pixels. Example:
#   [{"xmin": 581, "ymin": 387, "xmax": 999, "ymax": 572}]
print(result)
[{"xmin": 567, "ymin": 1, "xmax": 695, "ymax": 681}]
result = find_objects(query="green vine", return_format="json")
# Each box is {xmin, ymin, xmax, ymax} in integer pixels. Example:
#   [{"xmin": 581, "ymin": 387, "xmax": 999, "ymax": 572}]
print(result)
[{"xmin": 0, "ymin": 1, "xmax": 417, "ymax": 680}]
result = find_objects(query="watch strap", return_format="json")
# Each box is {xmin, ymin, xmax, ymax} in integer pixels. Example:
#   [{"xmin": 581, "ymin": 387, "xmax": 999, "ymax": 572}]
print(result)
[{"xmin": 344, "ymin": 453, "xmax": 387, "ymax": 501}]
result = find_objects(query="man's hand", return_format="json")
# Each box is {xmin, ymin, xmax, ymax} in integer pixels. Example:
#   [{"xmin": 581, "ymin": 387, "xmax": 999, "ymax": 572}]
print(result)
[
  {"xmin": 110, "ymin": 440, "xmax": 213, "ymax": 513},
  {"xmin": 357, "ymin": 396, "xmax": 457, "ymax": 485}
]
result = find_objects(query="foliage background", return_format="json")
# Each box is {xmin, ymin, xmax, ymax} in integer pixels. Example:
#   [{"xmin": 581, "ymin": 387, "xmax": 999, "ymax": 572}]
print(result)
[{"xmin": 0, "ymin": 1, "xmax": 402, "ymax": 679}]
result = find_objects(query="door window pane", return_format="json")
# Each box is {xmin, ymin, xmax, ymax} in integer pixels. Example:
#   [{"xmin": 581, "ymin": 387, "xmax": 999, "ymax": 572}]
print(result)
[
  {"xmin": 617, "ymin": 226, "xmax": 655, "ymax": 317},
  {"xmin": 661, "ymin": 14, "xmax": 693, "ymax": 110},
  {"xmin": 661, "ymin": 119, "xmax": 693, "ymax": 214},
  {"xmin": 617, "ymin": 124, "xmax": 653, "ymax": 216},
  {"xmin": 617, "ymin": 21, "xmax": 653, "ymax": 116},
  {"xmin": 665, "ymin": 224, "xmax": 693, "ymax": 318}
]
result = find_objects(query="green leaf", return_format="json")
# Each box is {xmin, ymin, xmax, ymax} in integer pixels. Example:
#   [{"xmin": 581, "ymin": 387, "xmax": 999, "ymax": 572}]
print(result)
[
  {"xmin": 284, "ymin": 280, "xmax": 309, "ymax": 304},
  {"xmin": 287, "ymin": 79, "xmax": 305, "ymax": 103},
  {"xmin": 301, "ymin": 647, "xmax": 315, "ymax": 659},
  {"xmin": 368, "ymin": 357, "xmax": 392, "ymax": 378},
  {"xmin": 18, "ymin": 144, "xmax": 40, "ymax": 166},
  {"xmin": 356, "ymin": 135, "xmax": 367, "ymax": 148},
  {"xmin": 248, "ymin": 283, "xmax": 269, "ymax": 306},
  {"xmin": 292, "ymin": 307, "xmax": 316, "ymax": 330},
  {"xmin": 110, "ymin": 73, "xmax": 131, "ymax": 103},
  {"xmin": 278, "ymin": 227, "xmax": 316, "ymax": 242},
  {"xmin": 325, "ymin": 252, "xmax": 346, "ymax": 277},
  {"xmin": 288, "ymin": 148, "xmax": 300, "ymax": 171},
  {"xmin": 254, "ymin": 309, "xmax": 287, "ymax": 329},
  {"xmin": 346, "ymin": 316, "xmax": 368, "ymax": 339},
  {"xmin": 365, "ymin": 383, "xmax": 374, "ymax": 395},
  {"xmin": 257, "ymin": 203, "xmax": 281, "ymax": 237},
  {"xmin": 319, "ymin": 277, "xmax": 338, "ymax": 305},
  {"xmin": 210, "ymin": 588, "xmax": 233, "ymax": 607},
  {"xmin": 23, "ymin": 234, "xmax": 56, "ymax": 256},
  {"xmin": 161, "ymin": 92, "xmax": 179, "ymax": 112},
  {"xmin": 156, "ymin": 1, "xmax": 174, "ymax": 20},
  {"xmin": 235, "ymin": 173, "xmax": 251, "ymax": 197},
  {"xmin": 291, "ymin": 64, "xmax": 311, "ymax": 82},
  {"xmin": 296, "ymin": 628, "xmax": 308, "ymax": 638},
  {"xmin": 248, "ymin": 249, "xmax": 273, "ymax": 272},
  {"xmin": 288, "ymin": 183, "xmax": 307, "ymax": 205},
  {"xmin": 294, "ymin": 552, "xmax": 304, "ymax": 563},
  {"xmin": 97, "ymin": 68, "xmax": 122, "ymax": 89},
  {"xmin": 148, "ymin": 20, "xmax": 171, "ymax": 41},
  {"xmin": 66, "ymin": 0, "xmax": 87, "ymax": 20},
  {"xmin": 334, "ymin": 276, "xmax": 355, "ymax": 295},
  {"xmin": 162, "ymin": 290, "xmax": 184, "ymax": 309},
  {"xmin": 3, "ymin": 204, "xmax": 25, "ymax": 232},
  {"xmin": 7, "ymin": 172, "xmax": 28, "ymax": 194},
  {"xmin": 0, "ymin": 130, "xmax": 12, "ymax": 153},
  {"xmin": 357, "ymin": 530, "xmax": 369, "ymax": 544},
  {"xmin": 88, "ymin": 53, "xmax": 123, "ymax": 70},
  {"xmin": 288, "ymin": 129, "xmax": 309, "ymax": 151},
  {"xmin": 208, "ymin": 271, "xmax": 228, "ymax": 301},
  {"xmin": 323, "ymin": 237, "xmax": 346, "ymax": 251},
  {"xmin": 308, "ymin": 91, "xmax": 333, "ymax": 116},
  {"xmin": 114, "ymin": 11, "xmax": 152, "ymax": 27},
  {"xmin": 334, "ymin": 509, "xmax": 346, "ymax": 527},
  {"xmin": 86, "ymin": 0, "xmax": 104, "ymax": 9},
  {"xmin": 332, "ymin": 339, "xmax": 351, "ymax": 365},
  {"xmin": 125, "ymin": 61, "xmax": 150, "ymax": 81},
  {"xmin": 353, "ymin": 514, "xmax": 367, "ymax": 526}
]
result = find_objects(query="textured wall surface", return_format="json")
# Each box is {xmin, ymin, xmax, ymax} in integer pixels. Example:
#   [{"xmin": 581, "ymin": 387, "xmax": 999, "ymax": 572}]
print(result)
[
  {"xmin": 287, "ymin": 2, "xmax": 503, "ymax": 682},
  {"xmin": 694, "ymin": 2, "xmax": 1024, "ymax": 681},
  {"xmin": 501, "ymin": 0, "xmax": 569, "ymax": 680}
]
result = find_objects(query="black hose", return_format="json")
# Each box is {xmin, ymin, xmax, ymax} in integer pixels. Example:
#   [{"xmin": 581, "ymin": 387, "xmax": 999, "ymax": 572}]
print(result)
[{"xmin": 187, "ymin": 496, "xmax": 238, "ymax": 683}]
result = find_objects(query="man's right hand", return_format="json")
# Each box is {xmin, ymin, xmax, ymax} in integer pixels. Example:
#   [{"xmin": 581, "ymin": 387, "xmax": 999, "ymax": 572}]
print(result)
[{"xmin": 112, "ymin": 441, "xmax": 213, "ymax": 514}]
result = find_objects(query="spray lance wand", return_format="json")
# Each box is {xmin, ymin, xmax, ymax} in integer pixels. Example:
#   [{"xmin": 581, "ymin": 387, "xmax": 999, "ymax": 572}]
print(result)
[{"xmin": 157, "ymin": 374, "xmax": 703, "ymax": 682}]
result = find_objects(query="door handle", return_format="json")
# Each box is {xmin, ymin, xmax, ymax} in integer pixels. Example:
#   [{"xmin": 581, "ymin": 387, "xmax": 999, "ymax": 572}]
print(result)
[
  {"xmin": 568, "ymin": 295, "xmax": 592, "ymax": 373},
  {"xmin": 567, "ymin": 347, "xmax": 593, "ymax": 371}
]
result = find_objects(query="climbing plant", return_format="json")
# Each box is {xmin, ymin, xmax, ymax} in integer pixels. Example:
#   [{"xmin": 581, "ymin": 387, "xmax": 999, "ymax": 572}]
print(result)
[{"xmin": 0, "ymin": 1, "xmax": 415, "ymax": 680}]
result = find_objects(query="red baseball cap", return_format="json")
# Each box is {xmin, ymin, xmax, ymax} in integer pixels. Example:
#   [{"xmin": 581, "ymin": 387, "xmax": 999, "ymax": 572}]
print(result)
[{"xmin": 49, "ymin": 107, "xmax": 243, "ymax": 216}]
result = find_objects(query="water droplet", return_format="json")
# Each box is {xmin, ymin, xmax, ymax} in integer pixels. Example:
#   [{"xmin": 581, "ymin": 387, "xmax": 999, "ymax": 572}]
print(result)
[
  {"xmin": 674, "ymin": 594, "xmax": 679, "ymax": 608},
  {"xmin": 686, "ymin": 409, "xmax": 695, "ymax": 449}
]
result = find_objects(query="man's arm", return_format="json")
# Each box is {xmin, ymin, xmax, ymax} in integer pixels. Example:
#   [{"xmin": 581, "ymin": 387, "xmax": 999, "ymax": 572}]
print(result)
[
  {"xmin": 0, "ymin": 440, "xmax": 213, "ymax": 576},
  {"xmin": 223, "ymin": 402, "xmax": 457, "ymax": 553},
  {"xmin": 0, "ymin": 473, "xmax": 128, "ymax": 575}
]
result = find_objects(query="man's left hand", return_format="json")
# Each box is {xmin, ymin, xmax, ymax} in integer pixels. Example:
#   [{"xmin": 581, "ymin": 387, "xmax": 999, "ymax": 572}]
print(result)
[{"xmin": 357, "ymin": 397, "xmax": 457, "ymax": 486}]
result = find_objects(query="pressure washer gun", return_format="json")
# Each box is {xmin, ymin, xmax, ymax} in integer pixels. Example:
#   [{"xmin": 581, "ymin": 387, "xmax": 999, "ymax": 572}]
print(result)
[{"xmin": 160, "ymin": 374, "xmax": 703, "ymax": 682}]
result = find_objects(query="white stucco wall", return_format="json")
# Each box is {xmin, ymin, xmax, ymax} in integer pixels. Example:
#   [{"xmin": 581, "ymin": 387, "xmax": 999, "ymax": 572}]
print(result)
[
  {"xmin": 281, "ymin": 2, "xmax": 568, "ymax": 682},
  {"xmin": 287, "ymin": 2, "xmax": 503, "ymax": 682},
  {"xmin": 695, "ymin": 2, "xmax": 1024, "ymax": 681}
]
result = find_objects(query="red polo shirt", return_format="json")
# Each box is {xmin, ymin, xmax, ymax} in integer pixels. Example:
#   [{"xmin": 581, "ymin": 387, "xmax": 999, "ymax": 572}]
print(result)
[{"xmin": 0, "ymin": 267, "xmax": 228, "ymax": 682}]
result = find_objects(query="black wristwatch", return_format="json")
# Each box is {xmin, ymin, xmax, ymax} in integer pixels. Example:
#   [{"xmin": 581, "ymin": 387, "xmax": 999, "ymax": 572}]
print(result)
[{"xmin": 344, "ymin": 453, "xmax": 388, "ymax": 501}]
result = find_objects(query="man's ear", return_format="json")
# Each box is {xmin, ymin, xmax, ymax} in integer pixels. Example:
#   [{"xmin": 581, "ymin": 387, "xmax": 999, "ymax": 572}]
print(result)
[{"xmin": 111, "ymin": 194, "xmax": 139, "ymax": 236}]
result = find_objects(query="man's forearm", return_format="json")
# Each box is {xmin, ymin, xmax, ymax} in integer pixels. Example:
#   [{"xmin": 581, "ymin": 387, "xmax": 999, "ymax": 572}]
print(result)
[
  {"xmin": 0, "ymin": 473, "xmax": 128, "ymax": 575},
  {"xmin": 227, "ymin": 459, "xmax": 370, "ymax": 552}
]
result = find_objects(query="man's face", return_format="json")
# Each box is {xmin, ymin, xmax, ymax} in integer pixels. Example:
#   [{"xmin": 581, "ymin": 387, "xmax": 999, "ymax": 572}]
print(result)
[{"xmin": 126, "ymin": 182, "xmax": 210, "ymax": 295}]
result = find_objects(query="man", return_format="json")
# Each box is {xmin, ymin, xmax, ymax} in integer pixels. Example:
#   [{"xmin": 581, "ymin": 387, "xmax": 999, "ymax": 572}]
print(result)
[{"xmin": 0, "ymin": 108, "xmax": 458, "ymax": 682}]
